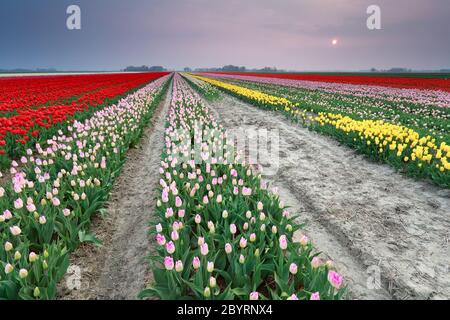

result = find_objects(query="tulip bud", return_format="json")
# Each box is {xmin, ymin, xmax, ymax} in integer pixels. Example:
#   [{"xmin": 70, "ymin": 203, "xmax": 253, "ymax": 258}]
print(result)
[
  {"xmin": 34, "ymin": 287, "xmax": 41, "ymax": 298},
  {"xmin": 14, "ymin": 251, "xmax": 22, "ymax": 260},
  {"xmin": 249, "ymin": 291, "xmax": 259, "ymax": 300},
  {"xmin": 311, "ymin": 257, "xmax": 322, "ymax": 269},
  {"xmin": 29, "ymin": 252, "xmax": 38, "ymax": 263},
  {"xmin": 279, "ymin": 235, "xmax": 288, "ymax": 250},
  {"xmin": 299, "ymin": 235, "xmax": 309, "ymax": 246},
  {"xmin": 288, "ymin": 294, "xmax": 299, "ymax": 300},
  {"xmin": 225, "ymin": 243, "xmax": 232, "ymax": 254},
  {"xmin": 204, "ymin": 287, "xmax": 211, "ymax": 298},
  {"xmin": 326, "ymin": 260, "xmax": 334, "ymax": 269},
  {"xmin": 19, "ymin": 268, "xmax": 28, "ymax": 279},
  {"xmin": 289, "ymin": 263, "xmax": 298, "ymax": 275},
  {"xmin": 257, "ymin": 202, "xmax": 263, "ymax": 211},
  {"xmin": 207, "ymin": 261, "xmax": 214, "ymax": 273},
  {"xmin": 239, "ymin": 237, "xmax": 247, "ymax": 249},
  {"xmin": 259, "ymin": 212, "xmax": 266, "ymax": 221},
  {"xmin": 200, "ymin": 243, "xmax": 209, "ymax": 256},
  {"xmin": 192, "ymin": 256, "xmax": 200, "ymax": 269},
  {"xmin": 222, "ymin": 210, "xmax": 228, "ymax": 219},
  {"xmin": 175, "ymin": 260, "xmax": 184, "ymax": 272},
  {"xmin": 39, "ymin": 216, "xmax": 47, "ymax": 225},
  {"xmin": 4, "ymin": 263, "xmax": 13, "ymax": 274},
  {"xmin": 209, "ymin": 277, "xmax": 217, "ymax": 288},
  {"xmin": 4, "ymin": 241, "xmax": 13, "ymax": 252}
]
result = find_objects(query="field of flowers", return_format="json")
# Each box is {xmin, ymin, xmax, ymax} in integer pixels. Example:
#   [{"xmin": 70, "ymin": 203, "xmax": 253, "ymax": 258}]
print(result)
[
  {"xmin": 0, "ymin": 74, "xmax": 170, "ymax": 299},
  {"xmin": 210, "ymin": 72, "xmax": 450, "ymax": 92},
  {"xmin": 0, "ymin": 73, "xmax": 169, "ymax": 168},
  {"xmin": 191, "ymin": 73, "xmax": 450, "ymax": 187},
  {"xmin": 140, "ymin": 74, "xmax": 345, "ymax": 300}
]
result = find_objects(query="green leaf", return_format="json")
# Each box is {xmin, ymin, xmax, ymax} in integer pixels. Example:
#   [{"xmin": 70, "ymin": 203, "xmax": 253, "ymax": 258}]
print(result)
[{"xmin": 78, "ymin": 230, "xmax": 103, "ymax": 247}]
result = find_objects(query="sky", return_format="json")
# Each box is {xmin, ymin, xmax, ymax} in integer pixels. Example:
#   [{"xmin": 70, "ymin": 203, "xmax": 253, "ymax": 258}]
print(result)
[{"xmin": 0, "ymin": 0, "xmax": 449, "ymax": 71}]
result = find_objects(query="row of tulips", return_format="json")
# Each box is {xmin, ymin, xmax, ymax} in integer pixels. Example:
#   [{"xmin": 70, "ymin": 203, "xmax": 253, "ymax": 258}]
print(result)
[
  {"xmin": 0, "ymin": 75, "xmax": 171, "ymax": 299},
  {"xmin": 181, "ymin": 74, "xmax": 222, "ymax": 102},
  {"xmin": 191, "ymin": 75, "xmax": 450, "ymax": 188},
  {"xmin": 204, "ymin": 72, "xmax": 450, "ymax": 108},
  {"xmin": 141, "ymin": 74, "xmax": 345, "ymax": 300}
]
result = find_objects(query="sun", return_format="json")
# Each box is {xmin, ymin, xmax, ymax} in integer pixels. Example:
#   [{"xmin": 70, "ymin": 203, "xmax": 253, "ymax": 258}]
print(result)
[{"xmin": 332, "ymin": 39, "xmax": 338, "ymax": 45}]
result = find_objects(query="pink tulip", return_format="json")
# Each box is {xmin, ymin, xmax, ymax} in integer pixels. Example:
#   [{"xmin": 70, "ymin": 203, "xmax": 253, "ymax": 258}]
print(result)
[
  {"xmin": 289, "ymin": 263, "xmax": 298, "ymax": 275},
  {"xmin": 239, "ymin": 237, "xmax": 247, "ymax": 249},
  {"xmin": 171, "ymin": 230, "xmax": 179, "ymax": 241},
  {"xmin": 279, "ymin": 235, "xmax": 288, "ymax": 250},
  {"xmin": 249, "ymin": 292, "xmax": 259, "ymax": 300},
  {"xmin": 156, "ymin": 234, "xmax": 166, "ymax": 246},
  {"xmin": 3, "ymin": 210, "xmax": 12, "ymax": 220},
  {"xmin": 310, "ymin": 292, "xmax": 320, "ymax": 300},
  {"xmin": 165, "ymin": 207, "xmax": 174, "ymax": 218},
  {"xmin": 311, "ymin": 257, "xmax": 322, "ymax": 269},
  {"xmin": 242, "ymin": 187, "xmax": 252, "ymax": 196},
  {"xmin": 166, "ymin": 241, "xmax": 175, "ymax": 254},
  {"xmin": 328, "ymin": 271, "xmax": 343, "ymax": 289},
  {"xmin": 192, "ymin": 256, "xmax": 201, "ymax": 269},
  {"xmin": 10, "ymin": 226, "xmax": 22, "ymax": 236},
  {"xmin": 200, "ymin": 243, "xmax": 209, "ymax": 256},
  {"xmin": 164, "ymin": 256, "xmax": 174, "ymax": 270},
  {"xmin": 175, "ymin": 196, "xmax": 182, "ymax": 207}
]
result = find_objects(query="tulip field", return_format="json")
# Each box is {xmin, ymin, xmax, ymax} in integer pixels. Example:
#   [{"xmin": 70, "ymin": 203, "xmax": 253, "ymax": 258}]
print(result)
[
  {"xmin": 0, "ymin": 72, "xmax": 170, "ymax": 299},
  {"xmin": 0, "ymin": 73, "xmax": 168, "ymax": 168},
  {"xmin": 193, "ymin": 73, "xmax": 450, "ymax": 187},
  {"xmin": 1, "ymin": 70, "xmax": 449, "ymax": 300}
]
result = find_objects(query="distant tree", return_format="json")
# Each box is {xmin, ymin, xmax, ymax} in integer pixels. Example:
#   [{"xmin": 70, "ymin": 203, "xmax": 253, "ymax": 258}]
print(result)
[
  {"xmin": 184, "ymin": 67, "xmax": 192, "ymax": 72},
  {"xmin": 148, "ymin": 66, "xmax": 165, "ymax": 71},
  {"xmin": 387, "ymin": 68, "xmax": 410, "ymax": 73},
  {"xmin": 124, "ymin": 65, "xmax": 149, "ymax": 72},
  {"xmin": 222, "ymin": 65, "xmax": 244, "ymax": 72}
]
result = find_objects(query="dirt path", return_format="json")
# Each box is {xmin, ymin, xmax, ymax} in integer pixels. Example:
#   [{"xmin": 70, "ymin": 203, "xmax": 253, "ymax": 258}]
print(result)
[
  {"xmin": 58, "ymin": 84, "xmax": 171, "ymax": 300},
  {"xmin": 206, "ymin": 94, "xmax": 450, "ymax": 300}
]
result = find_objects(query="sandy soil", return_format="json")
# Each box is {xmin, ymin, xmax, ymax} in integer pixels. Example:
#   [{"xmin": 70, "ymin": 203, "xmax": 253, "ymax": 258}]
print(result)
[
  {"xmin": 206, "ymin": 94, "xmax": 450, "ymax": 300},
  {"xmin": 57, "ymin": 85, "xmax": 171, "ymax": 300}
]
